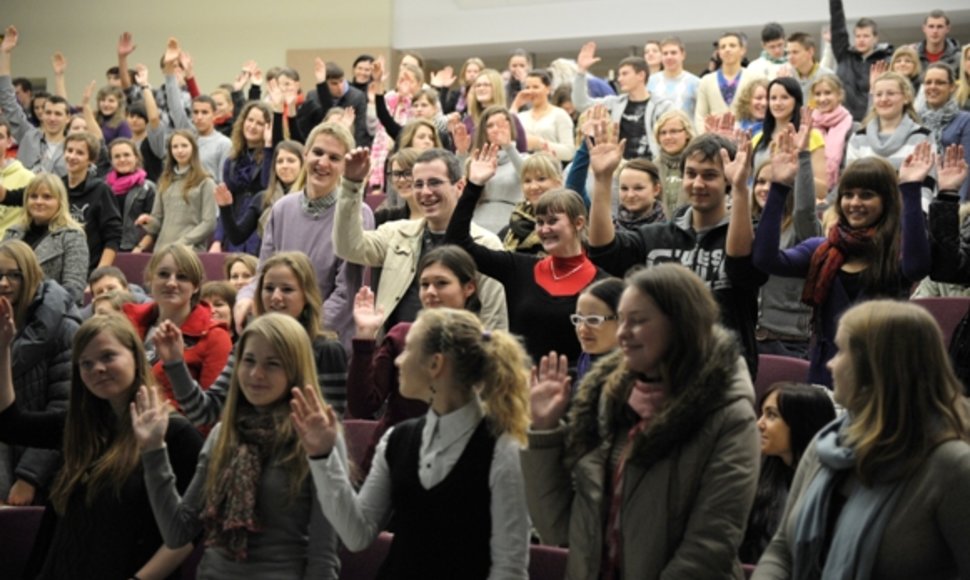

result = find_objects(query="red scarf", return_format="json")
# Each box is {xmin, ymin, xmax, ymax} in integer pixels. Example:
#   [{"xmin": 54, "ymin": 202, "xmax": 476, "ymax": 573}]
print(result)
[
  {"xmin": 802, "ymin": 223, "xmax": 876, "ymax": 307},
  {"xmin": 533, "ymin": 253, "xmax": 597, "ymax": 296}
]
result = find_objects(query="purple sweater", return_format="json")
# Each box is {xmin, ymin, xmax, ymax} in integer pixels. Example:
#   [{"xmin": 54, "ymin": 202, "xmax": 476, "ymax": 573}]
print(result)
[
  {"xmin": 239, "ymin": 190, "xmax": 374, "ymax": 350},
  {"xmin": 752, "ymin": 181, "xmax": 930, "ymax": 386}
]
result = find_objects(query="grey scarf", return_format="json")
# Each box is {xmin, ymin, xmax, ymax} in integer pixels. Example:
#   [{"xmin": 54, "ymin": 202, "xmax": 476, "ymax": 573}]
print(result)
[
  {"xmin": 863, "ymin": 114, "xmax": 921, "ymax": 159},
  {"xmin": 791, "ymin": 415, "xmax": 906, "ymax": 580},
  {"xmin": 919, "ymin": 98, "xmax": 960, "ymax": 150}
]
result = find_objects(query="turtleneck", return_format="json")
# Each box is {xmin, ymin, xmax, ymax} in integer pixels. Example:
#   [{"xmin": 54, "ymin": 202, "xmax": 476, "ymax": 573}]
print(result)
[{"xmin": 533, "ymin": 252, "xmax": 597, "ymax": 296}]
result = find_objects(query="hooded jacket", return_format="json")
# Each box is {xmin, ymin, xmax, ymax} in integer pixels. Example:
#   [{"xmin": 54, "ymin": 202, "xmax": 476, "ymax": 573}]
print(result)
[
  {"xmin": 916, "ymin": 36, "xmax": 962, "ymax": 72},
  {"xmin": 829, "ymin": 0, "xmax": 895, "ymax": 120},
  {"xmin": 65, "ymin": 174, "xmax": 123, "ymax": 272},
  {"xmin": 521, "ymin": 327, "xmax": 760, "ymax": 579}
]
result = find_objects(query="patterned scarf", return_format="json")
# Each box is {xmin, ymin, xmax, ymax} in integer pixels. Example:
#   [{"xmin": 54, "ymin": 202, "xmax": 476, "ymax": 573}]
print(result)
[
  {"xmin": 802, "ymin": 223, "xmax": 876, "ymax": 307},
  {"xmin": 919, "ymin": 98, "xmax": 960, "ymax": 150},
  {"xmin": 202, "ymin": 412, "xmax": 278, "ymax": 561},
  {"xmin": 615, "ymin": 200, "xmax": 666, "ymax": 230},
  {"xmin": 301, "ymin": 190, "xmax": 338, "ymax": 218},
  {"xmin": 503, "ymin": 201, "xmax": 544, "ymax": 254},
  {"xmin": 105, "ymin": 168, "xmax": 147, "ymax": 195}
]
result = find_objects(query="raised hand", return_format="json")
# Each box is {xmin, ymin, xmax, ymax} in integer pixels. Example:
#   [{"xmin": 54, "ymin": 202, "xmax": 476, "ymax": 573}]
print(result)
[
  {"xmin": 704, "ymin": 111, "xmax": 736, "ymax": 138},
  {"xmin": 154, "ymin": 320, "xmax": 186, "ymax": 363},
  {"xmin": 450, "ymin": 121, "xmax": 471, "ymax": 155},
  {"xmin": 588, "ymin": 114, "xmax": 625, "ymax": 179},
  {"xmin": 213, "ymin": 183, "xmax": 234, "ymax": 207},
  {"xmin": 468, "ymin": 144, "xmax": 500, "ymax": 186},
  {"xmin": 163, "ymin": 37, "xmax": 180, "ymax": 73},
  {"xmin": 179, "ymin": 51, "xmax": 194, "ymax": 78},
  {"xmin": 134, "ymin": 63, "xmax": 150, "ymax": 88},
  {"xmin": 250, "ymin": 65, "xmax": 263, "ymax": 86},
  {"xmin": 314, "ymin": 57, "xmax": 327, "ymax": 84},
  {"xmin": 51, "ymin": 51, "xmax": 67, "ymax": 76},
  {"xmin": 430, "ymin": 66, "xmax": 456, "ymax": 88},
  {"xmin": 529, "ymin": 352, "xmax": 572, "ymax": 430},
  {"xmin": 290, "ymin": 385, "xmax": 339, "ymax": 457},
  {"xmin": 769, "ymin": 124, "xmax": 799, "ymax": 186},
  {"xmin": 343, "ymin": 147, "xmax": 371, "ymax": 182},
  {"xmin": 371, "ymin": 56, "xmax": 386, "ymax": 84},
  {"xmin": 0, "ymin": 297, "xmax": 16, "ymax": 351},
  {"xmin": 353, "ymin": 286, "xmax": 385, "ymax": 339},
  {"xmin": 868, "ymin": 60, "xmax": 888, "ymax": 90},
  {"xmin": 721, "ymin": 129, "xmax": 752, "ymax": 189},
  {"xmin": 794, "ymin": 106, "xmax": 814, "ymax": 151},
  {"xmin": 577, "ymin": 41, "xmax": 601, "ymax": 73},
  {"xmin": 899, "ymin": 140, "xmax": 935, "ymax": 184},
  {"xmin": 131, "ymin": 385, "xmax": 171, "ymax": 452},
  {"xmin": 937, "ymin": 144, "xmax": 969, "ymax": 192},
  {"xmin": 80, "ymin": 80, "xmax": 97, "ymax": 108},
  {"xmin": 336, "ymin": 106, "xmax": 355, "ymax": 131},
  {"xmin": 117, "ymin": 32, "xmax": 136, "ymax": 57},
  {"xmin": 1, "ymin": 26, "xmax": 18, "ymax": 54}
]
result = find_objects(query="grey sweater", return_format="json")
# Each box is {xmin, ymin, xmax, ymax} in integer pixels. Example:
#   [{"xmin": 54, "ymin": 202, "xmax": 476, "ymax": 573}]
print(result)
[{"xmin": 144, "ymin": 172, "xmax": 217, "ymax": 251}]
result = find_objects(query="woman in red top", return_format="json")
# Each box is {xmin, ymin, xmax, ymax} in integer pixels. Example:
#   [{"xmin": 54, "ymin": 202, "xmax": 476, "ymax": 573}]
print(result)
[{"xmin": 123, "ymin": 243, "xmax": 232, "ymax": 412}]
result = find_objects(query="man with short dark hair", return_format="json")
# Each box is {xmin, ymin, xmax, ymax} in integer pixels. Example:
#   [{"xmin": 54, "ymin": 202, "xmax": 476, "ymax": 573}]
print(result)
[
  {"xmin": 695, "ymin": 32, "xmax": 754, "ymax": 130},
  {"xmin": 574, "ymin": 42, "xmax": 673, "ymax": 160},
  {"xmin": 648, "ymin": 37, "xmax": 701, "ymax": 118},
  {"xmin": 783, "ymin": 33, "xmax": 834, "ymax": 102},
  {"xmin": 747, "ymin": 22, "xmax": 789, "ymax": 79},
  {"xmin": 915, "ymin": 10, "xmax": 961, "ymax": 71},
  {"xmin": 299, "ymin": 59, "xmax": 371, "ymax": 148},
  {"xmin": 829, "ymin": 0, "xmax": 894, "ymax": 120},
  {"xmin": 11, "ymin": 76, "xmax": 31, "ymax": 113}
]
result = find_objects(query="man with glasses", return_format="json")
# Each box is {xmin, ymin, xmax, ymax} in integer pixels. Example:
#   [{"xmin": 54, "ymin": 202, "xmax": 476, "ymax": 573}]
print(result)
[{"xmin": 334, "ymin": 148, "xmax": 508, "ymax": 332}]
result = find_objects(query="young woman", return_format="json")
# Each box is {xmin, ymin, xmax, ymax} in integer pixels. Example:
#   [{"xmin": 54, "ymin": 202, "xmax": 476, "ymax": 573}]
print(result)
[
  {"xmin": 446, "ymin": 145, "xmax": 604, "ymax": 362},
  {"xmin": 224, "ymin": 253, "xmax": 258, "ymax": 292},
  {"xmin": 918, "ymin": 63, "xmax": 970, "ymax": 200},
  {"xmin": 61, "ymin": 132, "xmax": 122, "ymax": 272},
  {"xmin": 889, "ymin": 45, "xmax": 922, "ymax": 96},
  {"xmin": 211, "ymin": 102, "xmax": 274, "ymax": 255},
  {"xmin": 471, "ymin": 105, "xmax": 525, "ymax": 233},
  {"xmin": 752, "ymin": 141, "xmax": 933, "ymax": 386},
  {"xmin": 501, "ymin": 153, "xmax": 563, "ymax": 254},
  {"xmin": 133, "ymin": 314, "xmax": 341, "ymax": 578},
  {"xmin": 957, "ymin": 43, "xmax": 970, "ymax": 111},
  {"xmin": 0, "ymin": 311, "xmax": 201, "ymax": 580},
  {"xmin": 200, "ymin": 281, "xmax": 236, "ymax": 331},
  {"xmin": 643, "ymin": 40, "xmax": 663, "ymax": 77},
  {"xmin": 367, "ymin": 61, "xmax": 423, "ymax": 192},
  {"xmin": 435, "ymin": 57, "xmax": 484, "ymax": 116},
  {"xmin": 464, "ymin": 68, "xmax": 528, "ymax": 152},
  {"xmin": 572, "ymin": 276, "xmax": 622, "ymax": 382},
  {"xmin": 513, "ymin": 70, "xmax": 576, "ymax": 162},
  {"xmin": 653, "ymin": 109, "xmax": 696, "ymax": 218},
  {"xmin": 374, "ymin": 148, "xmax": 421, "ymax": 226},
  {"xmin": 732, "ymin": 77, "xmax": 769, "ymax": 135},
  {"xmin": 375, "ymin": 87, "xmax": 452, "ymax": 151},
  {"xmin": 739, "ymin": 382, "xmax": 835, "ymax": 564},
  {"xmin": 810, "ymin": 74, "xmax": 854, "ymax": 192},
  {"xmin": 753, "ymin": 301, "xmax": 970, "ymax": 579},
  {"xmin": 615, "ymin": 158, "xmax": 666, "ymax": 230},
  {"xmin": 397, "ymin": 118, "xmax": 440, "ymax": 151},
  {"xmin": 751, "ymin": 79, "xmax": 828, "ymax": 200},
  {"xmin": 123, "ymin": 244, "xmax": 233, "ymax": 414},
  {"xmin": 134, "ymin": 129, "xmax": 217, "ymax": 252},
  {"xmin": 163, "ymin": 252, "xmax": 348, "ymax": 426},
  {"xmin": 95, "ymin": 84, "xmax": 132, "ymax": 144},
  {"xmin": 0, "ymin": 240, "xmax": 80, "ymax": 506},
  {"xmin": 348, "ymin": 245, "xmax": 481, "ymax": 475},
  {"xmin": 216, "ymin": 139, "xmax": 304, "ymax": 253},
  {"xmin": 294, "ymin": 307, "xmax": 532, "ymax": 579},
  {"xmin": 104, "ymin": 138, "xmax": 156, "ymax": 252},
  {"xmin": 524, "ymin": 264, "xmax": 760, "ymax": 578},
  {"xmin": 3, "ymin": 174, "xmax": 88, "ymax": 302}
]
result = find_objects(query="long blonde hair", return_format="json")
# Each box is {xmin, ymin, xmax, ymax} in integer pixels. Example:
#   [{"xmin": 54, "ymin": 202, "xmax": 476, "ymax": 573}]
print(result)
[
  {"xmin": 19, "ymin": 173, "xmax": 83, "ymax": 232},
  {"xmin": 468, "ymin": 69, "xmax": 507, "ymax": 124},
  {"xmin": 254, "ymin": 252, "xmax": 330, "ymax": 339},
  {"xmin": 957, "ymin": 44, "xmax": 970, "ymax": 108},
  {"xmin": 205, "ymin": 314, "xmax": 321, "ymax": 499},
  {"xmin": 838, "ymin": 300, "xmax": 969, "ymax": 485},
  {"xmin": 415, "ymin": 308, "xmax": 530, "ymax": 443}
]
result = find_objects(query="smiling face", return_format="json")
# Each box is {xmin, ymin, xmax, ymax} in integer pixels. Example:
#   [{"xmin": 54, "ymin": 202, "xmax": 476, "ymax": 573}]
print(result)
[
  {"xmin": 353, "ymin": 60, "xmax": 373, "ymax": 84},
  {"xmin": 260, "ymin": 264, "xmax": 306, "ymax": 319},
  {"xmin": 212, "ymin": 93, "xmax": 231, "ymax": 116},
  {"xmin": 419, "ymin": 262, "xmax": 475, "ymax": 310},
  {"xmin": 110, "ymin": 142, "xmax": 139, "ymax": 175},
  {"xmin": 574, "ymin": 292, "xmax": 619, "ymax": 355},
  {"xmin": 472, "ymin": 75, "xmax": 494, "ymax": 105},
  {"xmin": 150, "ymin": 254, "xmax": 198, "ymax": 312},
  {"xmin": 304, "ymin": 133, "xmax": 347, "ymax": 194},
  {"xmin": 923, "ymin": 68, "xmax": 955, "ymax": 109},
  {"xmin": 525, "ymin": 76, "xmax": 550, "ymax": 104},
  {"xmin": 840, "ymin": 187, "xmax": 884, "ymax": 229},
  {"xmin": 412, "ymin": 159, "xmax": 460, "ymax": 228},
  {"xmin": 99, "ymin": 94, "xmax": 119, "ymax": 117},
  {"xmin": 64, "ymin": 139, "xmax": 91, "ymax": 177},
  {"xmin": 757, "ymin": 390, "xmax": 793, "ymax": 463},
  {"xmin": 228, "ymin": 261, "xmax": 254, "ymax": 291},
  {"xmin": 657, "ymin": 119, "xmax": 689, "ymax": 155},
  {"xmin": 536, "ymin": 212, "xmax": 583, "ymax": 257},
  {"xmin": 27, "ymin": 183, "xmax": 59, "ymax": 226},
  {"xmin": 243, "ymin": 107, "xmax": 268, "ymax": 145},
  {"xmin": 42, "ymin": 101, "xmax": 69, "ymax": 136},
  {"xmin": 521, "ymin": 170, "xmax": 560, "ymax": 205},
  {"xmin": 618, "ymin": 167, "xmax": 660, "ymax": 213},
  {"xmin": 617, "ymin": 286, "xmax": 671, "ymax": 375},
  {"xmin": 238, "ymin": 333, "xmax": 290, "ymax": 409},
  {"xmin": 768, "ymin": 83, "xmax": 796, "ymax": 123},
  {"xmin": 682, "ymin": 155, "xmax": 728, "ymax": 216},
  {"xmin": 78, "ymin": 330, "xmax": 136, "ymax": 410},
  {"xmin": 274, "ymin": 149, "xmax": 303, "ymax": 186},
  {"xmin": 410, "ymin": 125, "xmax": 436, "ymax": 150},
  {"xmin": 206, "ymin": 296, "xmax": 232, "ymax": 325},
  {"xmin": 169, "ymin": 134, "xmax": 194, "ymax": 168},
  {"xmin": 812, "ymin": 80, "xmax": 841, "ymax": 114},
  {"xmin": 754, "ymin": 164, "xmax": 772, "ymax": 209},
  {"xmin": 891, "ymin": 55, "xmax": 916, "ymax": 78},
  {"xmin": 750, "ymin": 85, "xmax": 768, "ymax": 120},
  {"xmin": 872, "ymin": 78, "xmax": 907, "ymax": 121}
]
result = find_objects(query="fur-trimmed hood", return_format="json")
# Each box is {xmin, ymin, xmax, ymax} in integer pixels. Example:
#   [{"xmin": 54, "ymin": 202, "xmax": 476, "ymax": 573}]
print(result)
[{"xmin": 564, "ymin": 325, "xmax": 753, "ymax": 470}]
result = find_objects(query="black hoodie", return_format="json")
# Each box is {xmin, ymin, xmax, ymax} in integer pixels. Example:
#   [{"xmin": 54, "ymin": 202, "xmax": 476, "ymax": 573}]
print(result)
[{"xmin": 65, "ymin": 174, "xmax": 122, "ymax": 272}]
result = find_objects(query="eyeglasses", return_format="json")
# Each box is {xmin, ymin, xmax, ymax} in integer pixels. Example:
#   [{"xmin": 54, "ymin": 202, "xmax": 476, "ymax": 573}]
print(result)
[
  {"xmin": 570, "ymin": 314, "xmax": 618, "ymax": 327},
  {"xmin": 872, "ymin": 91, "xmax": 902, "ymax": 99},
  {"xmin": 658, "ymin": 128, "xmax": 686, "ymax": 137},
  {"xmin": 391, "ymin": 170, "xmax": 412, "ymax": 181},
  {"xmin": 412, "ymin": 178, "xmax": 453, "ymax": 191},
  {"xmin": 0, "ymin": 271, "xmax": 24, "ymax": 282}
]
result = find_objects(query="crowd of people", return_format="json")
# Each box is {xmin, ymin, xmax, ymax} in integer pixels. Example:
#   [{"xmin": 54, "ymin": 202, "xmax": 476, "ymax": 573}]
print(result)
[{"xmin": 0, "ymin": 2, "xmax": 969, "ymax": 578}]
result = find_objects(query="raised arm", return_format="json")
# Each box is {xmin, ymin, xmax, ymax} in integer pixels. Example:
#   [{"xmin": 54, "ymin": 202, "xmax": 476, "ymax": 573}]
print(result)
[
  {"xmin": 51, "ymin": 51, "xmax": 68, "ymax": 100},
  {"xmin": 571, "ymin": 42, "xmax": 601, "ymax": 113},
  {"xmin": 929, "ymin": 145, "xmax": 970, "ymax": 283},
  {"xmin": 117, "ymin": 32, "xmax": 136, "ymax": 90},
  {"xmin": 586, "ymin": 112, "xmax": 624, "ymax": 247},
  {"xmin": 724, "ymin": 130, "xmax": 754, "ymax": 257},
  {"xmin": 156, "ymin": 320, "xmax": 229, "ymax": 427},
  {"xmin": 828, "ymin": 0, "xmax": 851, "ymax": 60},
  {"xmin": 897, "ymin": 142, "xmax": 934, "ymax": 282}
]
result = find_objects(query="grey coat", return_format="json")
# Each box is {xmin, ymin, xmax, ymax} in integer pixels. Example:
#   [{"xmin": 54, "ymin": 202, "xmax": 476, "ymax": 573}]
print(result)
[
  {"xmin": 4, "ymin": 225, "xmax": 89, "ymax": 303},
  {"xmin": 0, "ymin": 76, "xmax": 66, "ymax": 176}
]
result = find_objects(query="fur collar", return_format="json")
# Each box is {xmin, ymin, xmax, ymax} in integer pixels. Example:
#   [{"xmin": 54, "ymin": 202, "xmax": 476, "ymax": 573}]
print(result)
[{"xmin": 564, "ymin": 326, "xmax": 747, "ymax": 470}]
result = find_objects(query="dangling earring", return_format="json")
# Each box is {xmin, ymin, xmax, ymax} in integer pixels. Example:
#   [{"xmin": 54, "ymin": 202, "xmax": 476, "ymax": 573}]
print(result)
[{"xmin": 428, "ymin": 382, "xmax": 436, "ymax": 406}]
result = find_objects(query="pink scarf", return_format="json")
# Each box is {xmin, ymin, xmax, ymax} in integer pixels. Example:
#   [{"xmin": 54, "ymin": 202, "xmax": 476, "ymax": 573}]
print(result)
[
  {"xmin": 105, "ymin": 169, "xmax": 147, "ymax": 195},
  {"xmin": 812, "ymin": 106, "xmax": 853, "ymax": 192}
]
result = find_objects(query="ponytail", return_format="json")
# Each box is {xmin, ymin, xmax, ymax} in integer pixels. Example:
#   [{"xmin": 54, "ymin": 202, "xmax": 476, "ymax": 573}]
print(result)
[{"xmin": 480, "ymin": 331, "xmax": 531, "ymax": 444}]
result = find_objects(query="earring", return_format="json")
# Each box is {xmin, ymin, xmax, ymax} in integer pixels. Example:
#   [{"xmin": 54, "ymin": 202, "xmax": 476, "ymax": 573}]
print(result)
[{"xmin": 428, "ymin": 382, "xmax": 437, "ymax": 406}]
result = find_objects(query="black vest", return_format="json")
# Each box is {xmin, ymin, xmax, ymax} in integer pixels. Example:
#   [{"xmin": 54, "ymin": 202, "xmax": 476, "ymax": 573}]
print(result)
[{"xmin": 378, "ymin": 415, "xmax": 496, "ymax": 580}]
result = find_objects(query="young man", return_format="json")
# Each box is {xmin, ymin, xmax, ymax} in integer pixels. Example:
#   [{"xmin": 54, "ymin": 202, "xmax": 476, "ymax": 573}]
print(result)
[
  {"xmin": 588, "ymin": 133, "xmax": 766, "ymax": 376},
  {"xmin": 333, "ymin": 148, "xmax": 508, "ymax": 331},
  {"xmin": 746, "ymin": 22, "xmax": 789, "ymax": 80},
  {"xmin": 573, "ymin": 42, "xmax": 673, "ymax": 160},
  {"xmin": 915, "ymin": 10, "xmax": 961, "ymax": 71},
  {"xmin": 0, "ymin": 117, "xmax": 32, "ymax": 238},
  {"xmin": 829, "ymin": 0, "xmax": 894, "ymax": 120},
  {"xmin": 349, "ymin": 54, "xmax": 374, "ymax": 94},
  {"xmin": 299, "ymin": 61, "xmax": 371, "ymax": 148},
  {"xmin": 695, "ymin": 32, "xmax": 754, "ymax": 131},
  {"xmin": 647, "ymin": 37, "xmax": 701, "ymax": 119},
  {"xmin": 783, "ymin": 33, "xmax": 834, "ymax": 104}
]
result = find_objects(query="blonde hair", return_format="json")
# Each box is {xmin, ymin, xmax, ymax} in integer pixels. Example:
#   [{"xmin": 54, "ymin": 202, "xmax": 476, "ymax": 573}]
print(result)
[
  {"xmin": 399, "ymin": 118, "xmax": 441, "ymax": 149},
  {"xmin": 653, "ymin": 109, "xmax": 696, "ymax": 152},
  {"xmin": 468, "ymin": 69, "xmax": 507, "ymax": 123},
  {"xmin": 293, "ymin": 122, "xmax": 354, "ymax": 191},
  {"xmin": 254, "ymin": 252, "xmax": 329, "ymax": 339},
  {"xmin": 837, "ymin": 300, "xmax": 969, "ymax": 485},
  {"xmin": 415, "ymin": 308, "xmax": 530, "ymax": 443},
  {"xmin": 20, "ymin": 173, "xmax": 83, "ymax": 232},
  {"xmin": 733, "ymin": 78, "xmax": 770, "ymax": 123},
  {"xmin": 145, "ymin": 243, "xmax": 205, "ymax": 307},
  {"xmin": 957, "ymin": 44, "xmax": 970, "ymax": 108},
  {"xmin": 519, "ymin": 152, "xmax": 563, "ymax": 184},
  {"xmin": 864, "ymin": 71, "xmax": 920, "ymax": 125},
  {"xmin": 0, "ymin": 240, "xmax": 44, "ymax": 329},
  {"xmin": 223, "ymin": 253, "xmax": 258, "ymax": 281},
  {"xmin": 206, "ymin": 314, "xmax": 321, "ymax": 500},
  {"xmin": 889, "ymin": 45, "xmax": 922, "ymax": 81}
]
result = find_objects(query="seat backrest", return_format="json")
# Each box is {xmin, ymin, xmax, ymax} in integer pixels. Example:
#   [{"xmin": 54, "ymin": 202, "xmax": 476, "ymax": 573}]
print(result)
[
  {"xmin": 755, "ymin": 355, "xmax": 811, "ymax": 404},
  {"xmin": 912, "ymin": 297, "xmax": 970, "ymax": 347},
  {"xmin": 529, "ymin": 544, "xmax": 568, "ymax": 580},
  {"xmin": 342, "ymin": 419, "xmax": 380, "ymax": 471},
  {"xmin": 197, "ymin": 252, "xmax": 228, "ymax": 282},
  {"xmin": 113, "ymin": 252, "xmax": 154, "ymax": 286},
  {"xmin": 338, "ymin": 531, "xmax": 393, "ymax": 580},
  {"xmin": 0, "ymin": 506, "xmax": 45, "ymax": 580}
]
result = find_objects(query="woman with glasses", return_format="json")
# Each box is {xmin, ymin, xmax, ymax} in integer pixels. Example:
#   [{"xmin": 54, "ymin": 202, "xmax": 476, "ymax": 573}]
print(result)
[
  {"xmin": 446, "ymin": 145, "xmax": 607, "ymax": 363},
  {"xmin": 572, "ymin": 277, "xmax": 622, "ymax": 382},
  {"xmin": 375, "ymin": 148, "xmax": 422, "ymax": 227}
]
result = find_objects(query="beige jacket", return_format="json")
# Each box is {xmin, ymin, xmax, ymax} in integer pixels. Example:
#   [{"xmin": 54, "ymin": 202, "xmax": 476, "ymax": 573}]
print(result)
[
  {"xmin": 333, "ymin": 181, "xmax": 508, "ymax": 331},
  {"xmin": 522, "ymin": 327, "xmax": 760, "ymax": 579}
]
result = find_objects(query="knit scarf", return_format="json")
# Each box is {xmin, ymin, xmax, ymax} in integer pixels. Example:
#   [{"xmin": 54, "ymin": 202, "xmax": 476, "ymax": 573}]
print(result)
[
  {"xmin": 301, "ymin": 190, "xmax": 337, "ymax": 218},
  {"xmin": 919, "ymin": 98, "xmax": 960, "ymax": 149},
  {"xmin": 760, "ymin": 50, "xmax": 789, "ymax": 65},
  {"xmin": 616, "ymin": 200, "xmax": 666, "ymax": 230},
  {"xmin": 802, "ymin": 223, "xmax": 876, "ymax": 307},
  {"xmin": 533, "ymin": 253, "xmax": 597, "ymax": 296},
  {"xmin": 812, "ymin": 106, "xmax": 853, "ymax": 190},
  {"xmin": 202, "ymin": 412, "xmax": 278, "ymax": 561},
  {"xmin": 230, "ymin": 149, "xmax": 262, "ymax": 190},
  {"xmin": 717, "ymin": 69, "xmax": 741, "ymax": 106},
  {"xmin": 791, "ymin": 415, "xmax": 906, "ymax": 580},
  {"xmin": 862, "ymin": 114, "xmax": 920, "ymax": 158},
  {"xmin": 503, "ymin": 201, "xmax": 544, "ymax": 254},
  {"xmin": 105, "ymin": 168, "xmax": 147, "ymax": 195}
]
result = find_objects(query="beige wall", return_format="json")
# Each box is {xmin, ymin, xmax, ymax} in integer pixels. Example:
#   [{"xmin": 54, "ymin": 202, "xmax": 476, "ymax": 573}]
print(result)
[{"xmin": 2, "ymin": 0, "xmax": 392, "ymax": 99}]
